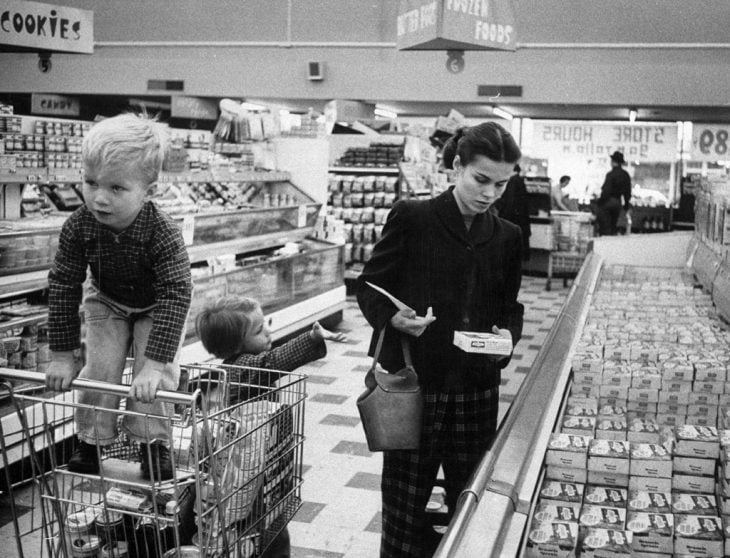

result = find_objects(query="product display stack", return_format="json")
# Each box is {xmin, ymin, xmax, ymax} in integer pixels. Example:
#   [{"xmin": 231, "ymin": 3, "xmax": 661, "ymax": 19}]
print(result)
[{"xmin": 527, "ymin": 266, "xmax": 730, "ymax": 558}]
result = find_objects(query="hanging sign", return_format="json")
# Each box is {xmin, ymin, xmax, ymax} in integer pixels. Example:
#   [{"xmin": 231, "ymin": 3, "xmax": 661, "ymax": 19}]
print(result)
[
  {"xmin": 691, "ymin": 124, "xmax": 730, "ymax": 162},
  {"xmin": 397, "ymin": 0, "xmax": 516, "ymax": 51},
  {"xmin": 31, "ymin": 93, "xmax": 79, "ymax": 116},
  {"xmin": 171, "ymin": 96, "xmax": 219, "ymax": 121},
  {"xmin": 0, "ymin": 0, "xmax": 93, "ymax": 54},
  {"xmin": 529, "ymin": 121, "xmax": 679, "ymax": 163}
]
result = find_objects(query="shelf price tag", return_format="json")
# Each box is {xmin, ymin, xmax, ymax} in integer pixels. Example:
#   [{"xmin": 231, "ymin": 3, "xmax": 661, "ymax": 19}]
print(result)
[
  {"xmin": 182, "ymin": 215, "xmax": 195, "ymax": 246},
  {"xmin": 691, "ymin": 124, "xmax": 730, "ymax": 162}
]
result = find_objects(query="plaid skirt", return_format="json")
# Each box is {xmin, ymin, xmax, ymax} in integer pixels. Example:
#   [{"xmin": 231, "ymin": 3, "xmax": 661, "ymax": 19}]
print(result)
[{"xmin": 380, "ymin": 387, "xmax": 499, "ymax": 558}]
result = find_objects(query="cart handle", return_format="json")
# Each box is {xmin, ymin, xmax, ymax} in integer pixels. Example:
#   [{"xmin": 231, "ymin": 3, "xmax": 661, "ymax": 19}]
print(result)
[{"xmin": 0, "ymin": 367, "xmax": 197, "ymax": 406}]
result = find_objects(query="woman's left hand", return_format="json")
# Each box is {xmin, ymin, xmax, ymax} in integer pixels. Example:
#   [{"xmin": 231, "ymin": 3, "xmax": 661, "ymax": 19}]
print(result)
[{"xmin": 489, "ymin": 325, "xmax": 513, "ymax": 363}]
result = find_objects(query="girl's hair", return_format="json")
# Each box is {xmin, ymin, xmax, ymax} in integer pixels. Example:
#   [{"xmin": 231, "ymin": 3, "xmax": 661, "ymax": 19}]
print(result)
[
  {"xmin": 441, "ymin": 121, "xmax": 521, "ymax": 170},
  {"xmin": 82, "ymin": 112, "xmax": 168, "ymax": 185},
  {"xmin": 195, "ymin": 296, "xmax": 260, "ymax": 360}
]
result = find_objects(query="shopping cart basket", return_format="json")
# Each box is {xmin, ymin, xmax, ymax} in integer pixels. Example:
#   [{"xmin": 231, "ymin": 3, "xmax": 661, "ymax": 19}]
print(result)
[
  {"xmin": 546, "ymin": 211, "xmax": 595, "ymax": 290},
  {"xmin": 0, "ymin": 364, "xmax": 306, "ymax": 558}
]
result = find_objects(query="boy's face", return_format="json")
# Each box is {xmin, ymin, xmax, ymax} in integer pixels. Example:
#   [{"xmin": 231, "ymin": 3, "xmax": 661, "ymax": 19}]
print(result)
[
  {"xmin": 242, "ymin": 307, "xmax": 272, "ymax": 354},
  {"xmin": 82, "ymin": 163, "xmax": 153, "ymax": 233}
]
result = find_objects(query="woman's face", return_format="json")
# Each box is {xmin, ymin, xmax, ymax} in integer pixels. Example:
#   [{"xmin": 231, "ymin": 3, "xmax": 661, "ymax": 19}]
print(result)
[{"xmin": 453, "ymin": 155, "xmax": 514, "ymax": 215}]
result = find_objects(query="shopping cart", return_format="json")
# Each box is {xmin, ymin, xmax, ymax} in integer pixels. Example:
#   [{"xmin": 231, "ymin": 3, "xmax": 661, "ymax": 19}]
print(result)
[
  {"xmin": 0, "ymin": 363, "xmax": 306, "ymax": 558},
  {"xmin": 545, "ymin": 211, "xmax": 595, "ymax": 290}
]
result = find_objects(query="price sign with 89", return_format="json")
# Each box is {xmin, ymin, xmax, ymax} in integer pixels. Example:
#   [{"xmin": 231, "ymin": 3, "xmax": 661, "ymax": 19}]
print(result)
[{"xmin": 693, "ymin": 125, "xmax": 730, "ymax": 161}]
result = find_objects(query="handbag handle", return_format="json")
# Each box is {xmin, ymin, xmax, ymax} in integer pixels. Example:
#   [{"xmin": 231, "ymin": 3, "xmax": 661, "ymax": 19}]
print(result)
[{"xmin": 371, "ymin": 326, "xmax": 413, "ymax": 371}]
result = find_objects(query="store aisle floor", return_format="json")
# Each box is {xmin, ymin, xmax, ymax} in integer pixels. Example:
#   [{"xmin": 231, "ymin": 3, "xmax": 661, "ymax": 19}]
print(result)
[{"xmin": 289, "ymin": 275, "xmax": 571, "ymax": 558}]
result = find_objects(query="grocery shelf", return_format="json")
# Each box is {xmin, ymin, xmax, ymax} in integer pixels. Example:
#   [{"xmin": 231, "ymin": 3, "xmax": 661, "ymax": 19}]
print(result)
[
  {"xmin": 0, "ymin": 312, "xmax": 48, "ymax": 334},
  {"xmin": 186, "ymin": 228, "xmax": 310, "ymax": 263},
  {"xmin": 329, "ymin": 166, "xmax": 399, "ymax": 174},
  {"xmin": 0, "ymin": 269, "xmax": 49, "ymax": 298}
]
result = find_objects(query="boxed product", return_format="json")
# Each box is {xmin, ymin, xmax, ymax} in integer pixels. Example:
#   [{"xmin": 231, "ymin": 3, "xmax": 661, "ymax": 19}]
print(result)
[
  {"xmin": 693, "ymin": 380, "xmax": 725, "ymax": 395},
  {"xmin": 689, "ymin": 392, "xmax": 720, "ymax": 407},
  {"xmin": 525, "ymin": 520, "xmax": 578, "ymax": 558},
  {"xmin": 674, "ymin": 425, "xmax": 720, "ymax": 459},
  {"xmin": 578, "ymin": 527, "xmax": 632, "ymax": 558},
  {"xmin": 673, "ymin": 514, "xmax": 723, "ymax": 556},
  {"xmin": 572, "ymin": 349, "xmax": 603, "ymax": 374},
  {"xmin": 657, "ymin": 402, "xmax": 687, "ymax": 415},
  {"xmin": 627, "ymin": 490, "xmax": 672, "ymax": 514},
  {"xmin": 587, "ymin": 470, "xmax": 629, "ymax": 488},
  {"xmin": 660, "ymin": 359, "xmax": 694, "ymax": 381},
  {"xmin": 595, "ymin": 418, "xmax": 627, "ymax": 441},
  {"xmin": 673, "ymin": 455, "xmax": 716, "ymax": 476},
  {"xmin": 560, "ymin": 416, "xmax": 596, "ymax": 437},
  {"xmin": 626, "ymin": 512, "xmax": 674, "ymax": 554},
  {"xmin": 658, "ymin": 389, "xmax": 691, "ymax": 405},
  {"xmin": 627, "ymin": 418, "xmax": 661, "ymax": 444},
  {"xmin": 546, "ymin": 433, "xmax": 591, "ymax": 469},
  {"xmin": 583, "ymin": 485, "xmax": 627, "ymax": 509},
  {"xmin": 532, "ymin": 502, "xmax": 581, "ymax": 524},
  {"xmin": 599, "ymin": 385, "xmax": 629, "ymax": 401},
  {"xmin": 537, "ymin": 479, "xmax": 584, "ymax": 508},
  {"xmin": 579, "ymin": 505, "xmax": 626, "ymax": 530},
  {"xmin": 630, "ymin": 344, "xmax": 658, "ymax": 363},
  {"xmin": 672, "ymin": 472, "xmax": 715, "ymax": 494},
  {"xmin": 587, "ymin": 440, "xmax": 629, "ymax": 474},
  {"xmin": 631, "ymin": 369, "xmax": 662, "ymax": 391},
  {"xmin": 565, "ymin": 398, "xmax": 598, "ymax": 417},
  {"xmin": 671, "ymin": 493, "xmax": 717, "ymax": 515},
  {"xmin": 686, "ymin": 404, "xmax": 718, "ymax": 421},
  {"xmin": 694, "ymin": 359, "xmax": 727, "ymax": 382},
  {"xmin": 629, "ymin": 443, "xmax": 673, "ymax": 478},
  {"xmin": 687, "ymin": 414, "xmax": 716, "ymax": 427},
  {"xmin": 597, "ymin": 404, "xmax": 627, "ymax": 419},
  {"xmin": 452, "ymin": 331, "xmax": 512, "ymax": 355},
  {"xmin": 656, "ymin": 413, "xmax": 685, "ymax": 428},
  {"xmin": 572, "ymin": 383, "xmax": 600, "ymax": 398},
  {"xmin": 661, "ymin": 380, "xmax": 693, "ymax": 394},
  {"xmin": 604, "ymin": 346, "xmax": 632, "ymax": 362},
  {"xmin": 628, "ymin": 475, "xmax": 672, "ymax": 494},
  {"xmin": 627, "ymin": 388, "xmax": 659, "ymax": 404},
  {"xmin": 574, "ymin": 369, "xmax": 602, "ymax": 385},
  {"xmin": 546, "ymin": 465, "xmax": 587, "ymax": 484},
  {"xmin": 627, "ymin": 400, "xmax": 657, "ymax": 414}
]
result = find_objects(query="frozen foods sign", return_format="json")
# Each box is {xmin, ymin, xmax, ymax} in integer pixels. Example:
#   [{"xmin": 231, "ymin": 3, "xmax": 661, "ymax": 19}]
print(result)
[
  {"xmin": 397, "ymin": 0, "xmax": 516, "ymax": 51},
  {"xmin": 0, "ymin": 0, "xmax": 93, "ymax": 54},
  {"xmin": 530, "ymin": 121, "xmax": 679, "ymax": 163}
]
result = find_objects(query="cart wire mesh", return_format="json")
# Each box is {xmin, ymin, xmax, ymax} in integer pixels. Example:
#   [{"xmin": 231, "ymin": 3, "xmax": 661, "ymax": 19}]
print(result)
[{"xmin": 0, "ymin": 363, "xmax": 306, "ymax": 558}]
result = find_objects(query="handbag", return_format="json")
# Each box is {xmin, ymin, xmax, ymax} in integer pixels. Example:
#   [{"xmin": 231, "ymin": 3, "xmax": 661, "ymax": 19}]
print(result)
[{"xmin": 356, "ymin": 328, "xmax": 423, "ymax": 452}]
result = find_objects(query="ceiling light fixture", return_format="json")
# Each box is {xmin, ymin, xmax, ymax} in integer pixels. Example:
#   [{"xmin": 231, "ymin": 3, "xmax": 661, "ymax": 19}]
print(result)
[
  {"xmin": 628, "ymin": 108, "xmax": 637, "ymax": 122},
  {"xmin": 492, "ymin": 106, "xmax": 513, "ymax": 120},
  {"xmin": 374, "ymin": 106, "xmax": 398, "ymax": 119}
]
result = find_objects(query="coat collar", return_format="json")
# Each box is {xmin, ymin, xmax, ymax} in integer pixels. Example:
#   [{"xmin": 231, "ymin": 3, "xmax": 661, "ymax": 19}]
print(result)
[{"xmin": 433, "ymin": 187, "xmax": 496, "ymax": 245}]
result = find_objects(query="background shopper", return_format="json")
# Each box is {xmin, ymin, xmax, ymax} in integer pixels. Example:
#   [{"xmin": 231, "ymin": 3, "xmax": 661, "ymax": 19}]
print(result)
[
  {"xmin": 552, "ymin": 175, "xmax": 579, "ymax": 212},
  {"xmin": 356, "ymin": 122, "xmax": 525, "ymax": 558},
  {"xmin": 597, "ymin": 151, "xmax": 632, "ymax": 235},
  {"xmin": 495, "ymin": 163, "xmax": 531, "ymax": 260}
]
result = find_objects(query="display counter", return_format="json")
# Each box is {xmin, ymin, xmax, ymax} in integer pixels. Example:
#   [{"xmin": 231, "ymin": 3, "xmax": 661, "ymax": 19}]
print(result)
[{"xmin": 436, "ymin": 232, "xmax": 728, "ymax": 557}]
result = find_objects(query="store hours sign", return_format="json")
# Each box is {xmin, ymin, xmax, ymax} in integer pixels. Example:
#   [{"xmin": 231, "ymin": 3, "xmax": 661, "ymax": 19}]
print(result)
[
  {"xmin": 530, "ymin": 121, "xmax": 679, "ymax": 163},
  {"xmin": 691, "ymin": 124, "xmax": 730, "ymax": 162}
]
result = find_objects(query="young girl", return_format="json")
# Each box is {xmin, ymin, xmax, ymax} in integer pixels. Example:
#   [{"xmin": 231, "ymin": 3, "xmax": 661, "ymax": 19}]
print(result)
[{"xmin": 195, "ymin": 296, "xmax": 345, "ymax": 558}]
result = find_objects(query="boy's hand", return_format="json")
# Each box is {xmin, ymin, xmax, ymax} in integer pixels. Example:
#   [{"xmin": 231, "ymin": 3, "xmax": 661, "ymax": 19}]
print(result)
[
  {"xmin": 129, "ymin": 360, "xmax": 166, "ymax": 404},
  {"xmin": 488, "ymin": 325, "xmax": 513, "ymax": 363},
  {"xmin": 46, "ymin": 351, "xmax": 78, "ymax": 391},
  {"xmin": 311, "ymin": 322, "xmax": 347, "ymax": 343},
  {"xmin": 390, "ymin": 307, "xmax": 436, "ymax": 338}
]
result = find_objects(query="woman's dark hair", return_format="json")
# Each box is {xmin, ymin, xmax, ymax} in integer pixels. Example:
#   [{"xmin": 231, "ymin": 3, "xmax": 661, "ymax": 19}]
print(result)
[{"xmin": 441, "ymin": 122, "xmax": 521, "ymax": 170}]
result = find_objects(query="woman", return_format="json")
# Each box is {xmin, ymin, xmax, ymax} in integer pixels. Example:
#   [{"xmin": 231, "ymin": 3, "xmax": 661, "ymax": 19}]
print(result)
[{"xmin": 356, "ymin": 122, "xmax": 525, "ymax": 557}]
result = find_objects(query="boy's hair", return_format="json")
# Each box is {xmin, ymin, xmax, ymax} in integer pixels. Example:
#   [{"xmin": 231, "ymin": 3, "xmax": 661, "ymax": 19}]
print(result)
[
  {"xmin": 560, "ymin": 175, "xmax": 571, "ymax": 185},
  {"xmin": 82, "ymin": 113, "xmax": 167, "ymax": 185},
  {"xmin": 196, "ymin": 296, "xmax": 261, "ymax": 360}
]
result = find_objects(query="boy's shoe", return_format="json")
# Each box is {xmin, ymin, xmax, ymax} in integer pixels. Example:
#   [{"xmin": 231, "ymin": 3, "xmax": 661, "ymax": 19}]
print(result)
[
  {"xmin": 139, "ymin": 442, "xmax": 173, "ymax": 481},
  {"xmin": 67, "ymin": 439, "xmax": 100, "ymax": 475}
]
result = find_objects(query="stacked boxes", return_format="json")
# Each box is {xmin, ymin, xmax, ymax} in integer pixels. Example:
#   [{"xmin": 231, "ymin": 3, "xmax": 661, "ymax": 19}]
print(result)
[{"xmin": 530, "ymin": 267, "xmax": 730, "ymax": 556}]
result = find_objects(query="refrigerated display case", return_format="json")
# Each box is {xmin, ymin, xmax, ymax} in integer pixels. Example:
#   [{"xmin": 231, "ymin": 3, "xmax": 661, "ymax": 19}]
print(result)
[{"xmin": 435, "ymin": 229, "xmax": 729, "ymax": 557}]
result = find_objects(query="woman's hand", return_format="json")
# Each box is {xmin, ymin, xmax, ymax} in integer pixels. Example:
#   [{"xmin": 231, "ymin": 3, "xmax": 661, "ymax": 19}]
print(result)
[
  {"xmin": 390, "ymin": 307, "xmax": 436, "ymax": 338},
  {"xmin": 489, "ymin": 325, "xmax": 513, "ymax": 363}
]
